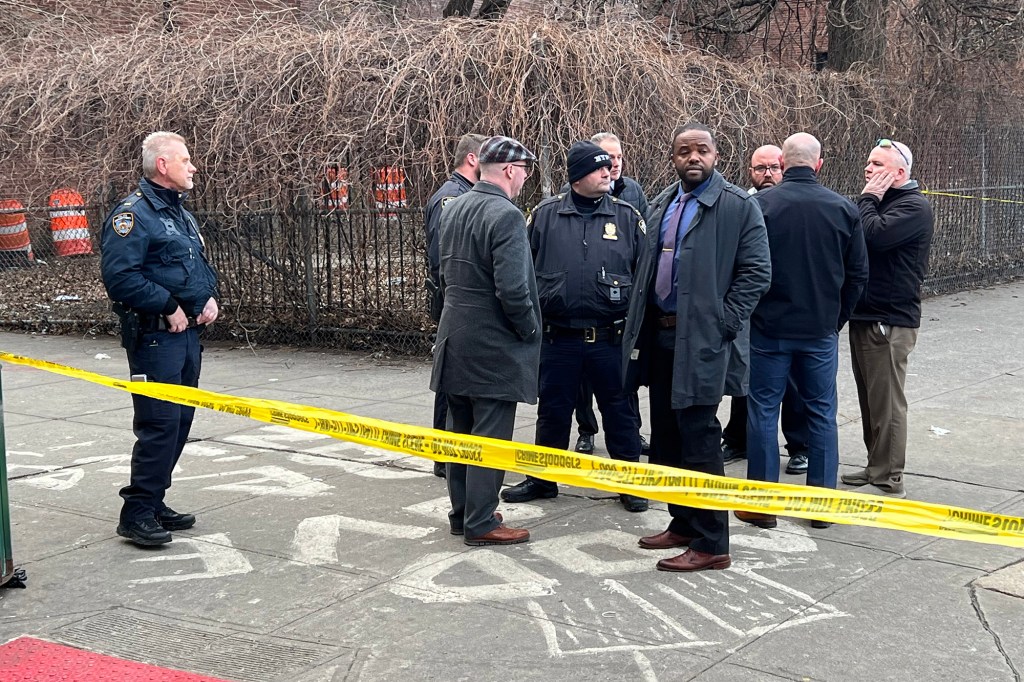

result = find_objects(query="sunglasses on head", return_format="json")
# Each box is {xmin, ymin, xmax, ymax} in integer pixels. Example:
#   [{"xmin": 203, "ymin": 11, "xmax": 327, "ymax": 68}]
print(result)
[{"xmin": 876, "ymin": 138, "xmax": 911, "ymax": 166}]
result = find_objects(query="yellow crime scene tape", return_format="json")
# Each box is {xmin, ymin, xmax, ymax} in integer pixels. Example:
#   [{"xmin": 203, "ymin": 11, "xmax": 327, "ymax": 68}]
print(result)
[
  {"xmin": 922, "ymin": 189, "xmax": 1024, "ymax": 205},
  {"xmin": 2, "ymin": 350, "xmax": 1023, "ymax": 549}
]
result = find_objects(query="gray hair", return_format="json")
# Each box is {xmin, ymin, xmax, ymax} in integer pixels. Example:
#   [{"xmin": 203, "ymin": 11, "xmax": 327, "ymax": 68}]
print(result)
[
  {"xmin": 590, "ymin": 132, "xmax": 620, "ymax": 146},
  {"xmin": 142, "ymin": 131, "xmax": 187, "ymax": 178}
]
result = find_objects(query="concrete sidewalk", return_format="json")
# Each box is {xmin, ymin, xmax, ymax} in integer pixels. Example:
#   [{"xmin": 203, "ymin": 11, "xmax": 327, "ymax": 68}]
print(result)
[{"xmin": 0, "ymin": 283, "xmax": 1022, "ymax": 682}]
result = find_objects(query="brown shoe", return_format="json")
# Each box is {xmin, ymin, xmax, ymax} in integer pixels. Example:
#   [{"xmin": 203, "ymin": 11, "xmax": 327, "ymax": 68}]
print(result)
[
  {"xmin": 464, "ymin": 524, "xmax": 529, "ymax": 546},
  {"xmin": 734, "ymin": 510, "xmax": 778, "ymax": 529},
  {"xmin": 638, "ymin": 529, "xmax": 693, "ymax": 550},
  {"xmin": 656, "ymin": 548, "xmax": 732, "ymax": 572},
  {"xmin": 450, "ymin": 512, "xmax": 502, "ymax": 536}
]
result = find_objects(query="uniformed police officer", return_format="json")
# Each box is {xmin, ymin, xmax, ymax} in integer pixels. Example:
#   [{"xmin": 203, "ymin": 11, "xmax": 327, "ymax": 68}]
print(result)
[
  {"xmin": 424, "ymin": 133, "xmax": 487, "ymax": 479},
  {"xmin": 560, "ymin": 133, "xmax": 650, "ymax": 458},
  {"xmin": 100, "ymin": 131, "xmax": 219, "ymax": 547},
  {"xmin": 501, "ymin": 140, "xmax": 648, "ymax": 512}
]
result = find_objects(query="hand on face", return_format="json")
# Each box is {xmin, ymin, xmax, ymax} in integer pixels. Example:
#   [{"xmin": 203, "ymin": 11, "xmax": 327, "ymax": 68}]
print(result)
[{"xmin": 862, "ymin": 170, "xmax": 894, "ymax": 199}]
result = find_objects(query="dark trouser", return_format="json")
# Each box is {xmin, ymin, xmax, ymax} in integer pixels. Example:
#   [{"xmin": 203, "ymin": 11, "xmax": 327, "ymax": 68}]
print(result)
[
  {"xmin": 849, "ymin": 321, "xmax": 918, "ymax": 486},
  {"xmin": 648, "ymin": 328, "xmax": 727, "ymax": 555},
  {"xmin": 120, "ymin": 328, "xmax": 202, "ymax": 523},
  {"xmin": 575, "ymin": 380, "xmax": 643, "ymax": 437},
  {"xmin": 722, "ymin": 384, "xmax": 809, "ymax": 455},
  {"xmin": 446, "ymin": 394, "xmax": 516, "ymax": 538},
  {"xmin": 433, "ymin": 389, "xmax": 449, "ymax": 431},
  {"xmin": 747, "ymin": 328, "xmax": 839, "ymax": 488},
  {"xmin": 532, "ymin": 335, "xmax": 641, "ymax": 490}
]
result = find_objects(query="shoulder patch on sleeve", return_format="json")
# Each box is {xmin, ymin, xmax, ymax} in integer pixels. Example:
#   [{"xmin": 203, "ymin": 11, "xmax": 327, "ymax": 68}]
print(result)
[
  {"xmin": 638, "ymin": 218, "xmax": 647, "ymax": 234},
  {"xmin": 111, "ymin": 212, "xmax": 134, "ymax": 237},
  {"xmin": 440, "ymin": 195, "xmax": 457, "ymax": 208}
]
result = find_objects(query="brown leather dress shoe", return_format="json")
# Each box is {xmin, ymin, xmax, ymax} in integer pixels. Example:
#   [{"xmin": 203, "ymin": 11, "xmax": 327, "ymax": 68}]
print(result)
[
  {"xmin": 656, "ymin": 548, "xmax": 732, "ymax": 572},
  {"xmin": 464, "ymin": 524, "xmax": 529, "ymax": 546},
  {"xmin": 450, "ymin": 512, "xmax": 503, "ymax": 536},
  {"xmin": 638, "ymin": 529, "xmax": 693, "ymax": 550},
  {"xmin": 734, "ymin": 510, "xmax": 778, "ymax": 529}
]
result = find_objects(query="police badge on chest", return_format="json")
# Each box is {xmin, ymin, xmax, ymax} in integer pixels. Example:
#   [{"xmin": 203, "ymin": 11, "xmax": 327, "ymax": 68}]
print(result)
[{"xmin": 602, "ymin": 222, "xmax": 618, "ymax": 240}]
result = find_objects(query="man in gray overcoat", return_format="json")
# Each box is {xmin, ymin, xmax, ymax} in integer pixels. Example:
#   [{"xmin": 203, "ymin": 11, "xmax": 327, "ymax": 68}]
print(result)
[
  {"xmin": 429, "ymin": 135, "xmax": 541, "ymax": 546},
  {"xmin": 622, "ymin": 122, "xmax": 771, "ymax": 572}
]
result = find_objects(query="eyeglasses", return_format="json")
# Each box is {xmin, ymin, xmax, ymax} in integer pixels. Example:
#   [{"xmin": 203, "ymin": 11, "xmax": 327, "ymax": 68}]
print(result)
[
  {"xmin": 506, "ymin": 163, "xmax": 534, "ymax": 178},
  {"xmin": 751, "ymin": 164, "xmax": 782, "ymax": 175},
  {"xmin": 875, "ymin": 138, "xmax": 911, "ymax": 167}
]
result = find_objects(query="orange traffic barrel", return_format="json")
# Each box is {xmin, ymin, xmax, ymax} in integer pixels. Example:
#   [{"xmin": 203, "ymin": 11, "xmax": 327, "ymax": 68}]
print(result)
[
  {"xmin": 373, "ymin": 166, "xmax": 408, "ymax": 216},
  {"xmin": 0, "ymin": 199, "xmax": 34, "ymax": 265},
  {"xmin": 322, "ymin": 164, "xmax": 350, "ymax": 211},
  {"xmin": 48, "ymin": 188, "xmax": 93, "ymax": 256}
]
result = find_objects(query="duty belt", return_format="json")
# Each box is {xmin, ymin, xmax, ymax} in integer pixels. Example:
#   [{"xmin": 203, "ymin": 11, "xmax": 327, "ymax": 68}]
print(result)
[{"xmin": 543, "ymin": 322, "xmax": 623, "ymax": 343}]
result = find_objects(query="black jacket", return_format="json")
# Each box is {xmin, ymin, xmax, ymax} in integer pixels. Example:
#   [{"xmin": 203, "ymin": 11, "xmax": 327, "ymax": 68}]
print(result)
[
  {"xmin": 424, "ymin": 171, "xmax": 474, "ymax": 285},
  {"xmin": 528, "ymin": 192, "xmax": 645, "ymax": 327},
  {"xmin": 611, "ymin": 176, "xmax": 649, "ymax": 218},
  {"xmin": 100, "ymin": 178, "xmax": 218, "ymax": 317},
  {"xmin": 751, "ymin": 167, "xmax": 868, "ymax": 338},
  {"xmin": 851, "ymin": 180, "xmax": 934, "ymax": 328}
]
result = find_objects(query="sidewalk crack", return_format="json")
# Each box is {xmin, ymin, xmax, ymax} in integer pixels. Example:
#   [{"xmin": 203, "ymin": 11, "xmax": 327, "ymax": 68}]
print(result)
[{"xmin": 969, "ymin": 583, "xmax": 1021, "ymax": 682}]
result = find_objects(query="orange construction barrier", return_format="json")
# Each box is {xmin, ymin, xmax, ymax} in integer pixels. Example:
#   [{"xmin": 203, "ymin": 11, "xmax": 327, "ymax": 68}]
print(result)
[
  {"xmin": 372, "ymin": 166, "xmax": 408, "ymax": 217},
  {"xmin": 48, "ymin": 188, "xmax": 93, "ymax": 257},
  {"xmin": 321, "ymin": 164, "xmax": 350, "ymax": 212},
  {"xmin": 0, "ymin": 199, "xmax": 34, "ymax": 265}
]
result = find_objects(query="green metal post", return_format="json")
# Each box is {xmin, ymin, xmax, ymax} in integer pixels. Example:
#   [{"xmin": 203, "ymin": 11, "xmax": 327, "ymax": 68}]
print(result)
[{"xmin": 0, "ymin": 365, "xmax": 18, "ymax": 586}]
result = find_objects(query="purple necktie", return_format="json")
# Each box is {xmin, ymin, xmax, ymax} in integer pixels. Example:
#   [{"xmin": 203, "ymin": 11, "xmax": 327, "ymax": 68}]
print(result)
[{"xmin": 655, "ymin": 192, "xmax": 690, "ymax": 301}]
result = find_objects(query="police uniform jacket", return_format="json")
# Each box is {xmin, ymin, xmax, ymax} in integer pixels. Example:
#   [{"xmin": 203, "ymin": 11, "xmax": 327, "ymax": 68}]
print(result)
[
  {"xmin": 622, "ymin": 171, "xmax": 771, "ymax": 409},
  {"xmin": 429, "ymin": 181, "xmax": 541, "ymax": 404},
  {"xmin": 100, "ymin": 178, "xmax": 218, "ymax": 317},
  {"xmin": 529, "ymin": 192, "xmax": 645, "ymax": 328},
  {"xmin": 424, "ymin": 171, "xmax": 474, "ymax": 286}
]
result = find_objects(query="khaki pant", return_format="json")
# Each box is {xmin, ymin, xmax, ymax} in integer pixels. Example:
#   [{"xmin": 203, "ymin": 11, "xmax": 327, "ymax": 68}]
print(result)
[{"xmin": 849, "ymin": 321, "xmax": 918, "ymax": 486}]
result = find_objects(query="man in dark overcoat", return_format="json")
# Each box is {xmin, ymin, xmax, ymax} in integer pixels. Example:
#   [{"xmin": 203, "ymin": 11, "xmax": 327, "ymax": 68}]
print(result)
[
  {"xmin": 622, "ymin": 122, "xmax": 771, "ymax": 572},
  {"xmin": 424, "ymin": 132, "xmax": 487, "ymax": 478},
  {"xmin": 429, "ymin": 135, "xmax": 541, "ymax": 546}
]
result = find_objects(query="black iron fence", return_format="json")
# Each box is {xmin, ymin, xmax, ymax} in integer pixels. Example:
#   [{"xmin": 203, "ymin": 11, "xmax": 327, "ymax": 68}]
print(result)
[{"xmin": 2, "ymin": 154, "xmax": 1023, "ymax": 354}]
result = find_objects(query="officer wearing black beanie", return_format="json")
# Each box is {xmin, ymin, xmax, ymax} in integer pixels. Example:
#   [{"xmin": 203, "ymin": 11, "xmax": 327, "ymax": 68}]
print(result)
[
  {"xmin": 501, "ymin": 140, "xmax": 649, "ymax": 512},
  {"xmin": 559, "ymin": 135, "xmax": 651, "ymax": 459}
]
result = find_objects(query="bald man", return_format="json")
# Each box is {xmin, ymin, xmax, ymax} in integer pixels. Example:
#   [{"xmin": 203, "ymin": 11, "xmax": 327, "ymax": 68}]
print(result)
[
  {"xmin": 746, "ymin": 145, "xmax": 783, "ymax": 195},
  {"xmin": 736, "ymin": 132, "xmax": 868, "ymax": 530},
  {"xmin": 721, "ymin": 144, "xmax": 811, "ymax": 476}
]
